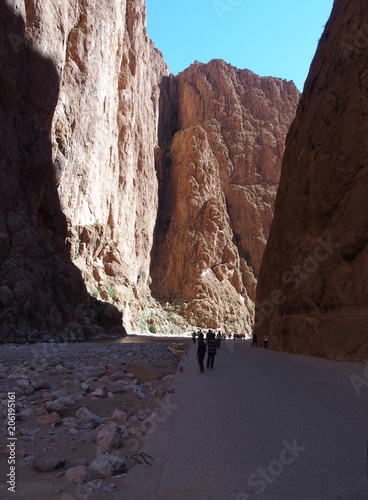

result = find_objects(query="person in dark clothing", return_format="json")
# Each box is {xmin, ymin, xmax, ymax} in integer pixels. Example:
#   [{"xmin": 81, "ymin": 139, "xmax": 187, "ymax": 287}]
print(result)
[
  {"xmin": 197, "ymin": 334, "xmax": 206, "ymax": 373},
  {"xmin": 207, "ymin": 332, "xmax": 218, "ymax": 369},
  {"xmin": 192, "ymin": 331, "xmax": 196, "ymax": 344},
  {"xmin": 252, "ymin": 331, "xmax": 257, "ymax": 347}
]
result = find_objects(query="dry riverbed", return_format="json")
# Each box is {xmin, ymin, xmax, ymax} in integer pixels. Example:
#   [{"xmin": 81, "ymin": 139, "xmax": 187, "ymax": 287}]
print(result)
[{"xmin": 0, "ymin": 338, "xmax": 188, "ymax": 499}]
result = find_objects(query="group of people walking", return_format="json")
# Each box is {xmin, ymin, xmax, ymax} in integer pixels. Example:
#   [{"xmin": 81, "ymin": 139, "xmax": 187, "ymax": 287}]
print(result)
[
  {"xmin": 196, "ymin": 330, "xmax": 219, "ymax": 373},
  {"xmin": 194, "ymin": 328, "xmax": 270, "ymax": 373},
  {"xmin": 192, "ymin": 331, "xmax": 246, "ymax": 343}
]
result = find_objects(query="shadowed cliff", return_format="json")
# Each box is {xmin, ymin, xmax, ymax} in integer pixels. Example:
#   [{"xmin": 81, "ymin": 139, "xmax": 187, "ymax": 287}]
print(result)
[
  {"xmin": 255, "ymin": 0, "xmax": 368, "ymax": 361},
  {"xmin": 0, "ymin": 3, "xmax": 124, "ymax": 341}
]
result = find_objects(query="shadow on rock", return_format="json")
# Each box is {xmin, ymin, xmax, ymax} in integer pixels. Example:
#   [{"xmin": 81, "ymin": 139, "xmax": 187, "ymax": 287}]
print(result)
[{"xmin": 0, "ymin": 4, "xmax": 125, "ymax": 343}]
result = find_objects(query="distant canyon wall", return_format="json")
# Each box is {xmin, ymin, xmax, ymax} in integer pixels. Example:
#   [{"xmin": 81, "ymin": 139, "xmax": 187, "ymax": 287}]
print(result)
[
  {"xmin": 151, "ymin": 61, "xmax": 299, "ymax": 330},
  {"xmin": 255, "ymin": 0, "xmax": 368, "ymax": 361},
  {"xmin": 0, "ymin": 0, "xmax": 299, "ymax": 340}
]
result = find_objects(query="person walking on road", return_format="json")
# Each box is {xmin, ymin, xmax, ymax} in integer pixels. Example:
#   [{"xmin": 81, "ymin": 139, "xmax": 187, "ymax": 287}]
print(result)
[
  {"xmin": 264, "ymin": 334, "xmax": 269, "ymax": 349},
  {"xmin": 207, "ymin": 332, "xmax": 218, "ymax": 369},
  {"xmin": 216, "ymin": 331, "xmax": 222, "ymax": 348},
  {"xmin": 252, "ymin": 330, "xmax": 257, "ymax": 347},
  {"xmin": 197, "ymin": 333, "xmax": 206, "ymax": 373}
]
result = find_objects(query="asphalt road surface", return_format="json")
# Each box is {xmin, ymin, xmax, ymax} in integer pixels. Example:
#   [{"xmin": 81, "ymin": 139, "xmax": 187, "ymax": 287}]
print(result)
[{"xmin": 122, "ymin": 340, "xmax": 368, "ymax": 499}]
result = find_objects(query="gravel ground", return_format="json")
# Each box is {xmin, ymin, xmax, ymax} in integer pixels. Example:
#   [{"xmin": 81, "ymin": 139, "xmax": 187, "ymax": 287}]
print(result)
[{"xmin": 0, "ymin": 338, "xmax": 189, "ymax": 499}]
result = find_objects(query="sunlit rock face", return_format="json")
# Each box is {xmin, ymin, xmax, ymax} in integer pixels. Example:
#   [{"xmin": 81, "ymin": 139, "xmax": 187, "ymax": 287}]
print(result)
[
  {"xmin": 255, "ymin": 0, "xmax": 368, "ymax": 361},
  {"xmin": 151, "ymin": 60, "xmax": 299, "ymax": 331},
  {"xmin": 48, "ymin": 0, "xmax": 169, "ymax": 331}
]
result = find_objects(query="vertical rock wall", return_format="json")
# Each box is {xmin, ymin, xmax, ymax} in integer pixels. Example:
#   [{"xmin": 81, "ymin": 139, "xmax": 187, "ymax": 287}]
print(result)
[
  {"xmin": 151, "ymin": 61, "xmax": 299, "ymax": 331},
  {"xmin": 0, "ymin": 0, "xmax": 168, "ymax": 340},
  {"xmin": 47, "ymin": 0, "xmax": 169, "ymax": 331},
  {"xmin": 255, "ymin": 0, "xmax": 368, "ymax": 361},
  {"xmin": 0, "ymin": 1, "xmax": 91, "ymax": 341}
]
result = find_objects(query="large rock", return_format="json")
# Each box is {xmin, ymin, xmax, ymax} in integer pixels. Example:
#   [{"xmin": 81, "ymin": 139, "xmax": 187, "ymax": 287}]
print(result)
[
  {"xmin": 52, "ymin": 0, "xmax": 169, "ymax": 332},
  {"xmin": 65, "ymin": 465, "xmax": 90, "ymax": 485},
  {"xmin": 151, "ymin": 60, "xmax": 299, "ymax": 329},
  {"xmin": 255, "ymin": 0, "xmax": 368, "ymax": 361},
  {"xmin": 33, "ymin": 457, "xmax": 66, "ymax": 473},
  {"xmin": 0, "ymin": 2, "xmax": 89, "ymax": 342}
]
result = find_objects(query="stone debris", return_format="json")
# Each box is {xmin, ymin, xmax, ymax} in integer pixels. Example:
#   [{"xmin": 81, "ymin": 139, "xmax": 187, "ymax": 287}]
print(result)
[
  {"xmin": 37, "ymin": 411, "xmax": 62, "ymax": 424},
  {"xmin": 111, "ymin": 409, "xmax": 127, "ymax": 424},
  {"xmin": 0, "ymin": 340, "xmax": 184, "ymax": 497}
]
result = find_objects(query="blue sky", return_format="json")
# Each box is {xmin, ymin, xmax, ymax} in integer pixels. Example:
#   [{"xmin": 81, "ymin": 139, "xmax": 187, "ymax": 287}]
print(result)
[{"xmin": 145, "ymin": 0, "xmax": 334, "ymax": 92}]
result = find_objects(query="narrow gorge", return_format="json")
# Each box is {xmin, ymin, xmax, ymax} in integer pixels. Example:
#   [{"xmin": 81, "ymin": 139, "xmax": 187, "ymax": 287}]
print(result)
[{"xmin": 0, "ymin": 0, "xmax": 299, "ymax": 342}]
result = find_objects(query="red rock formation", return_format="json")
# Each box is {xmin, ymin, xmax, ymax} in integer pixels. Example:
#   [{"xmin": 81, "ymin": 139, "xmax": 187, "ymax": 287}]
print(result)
[
  {"xmin": 48, "ymin": 0, "xmax": 169, "ymax": 333},
  {"xmin": 255, "ymin": 0, "xmax": 368, "ymax": 361},
  {"xmin": 152, "ymin": 126, "xmax": 253, "ymax": 330},
  {"xmin": 151, "ymin": 61, "xmax": 299, "ymax": 329}
]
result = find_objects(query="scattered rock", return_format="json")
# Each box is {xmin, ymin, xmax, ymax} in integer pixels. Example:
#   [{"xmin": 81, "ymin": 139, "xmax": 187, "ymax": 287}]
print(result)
[
  {"xmin": 33, "ymin": 457, "xmax": 66, "ymax": 473},
  {"xmin": 107, "ymin": 380, "xmax": 128, "ymax": 394},
  {"xmin": 96, "ymin": 422, "xmax": 122, "ymax": 453},
  {"xmin": 65, "ymin": 465, "xmax": 90, "ymax": 484},
  {"xmin": 51, "ymin": 388, "xmax": 70, "ymax": 399},
  {"xmin": 37, "ymin": 412, "xmax": 61, "ymax": 424},
  {"xmin": 89, "ymin": 454, "xmax": 127, "ymax": 479},
  {"xmin": 91, "ymin": 388, "xmax": 105, "ymax": 398},
  {"xmin": 75, "ymin": 407, "xmax": 103, "ymax": 428},
  {"xmin": 43, "ymin": 397, "xmax": 75, "ymax": 414},
  {"xmin": 111, "ymin": 409, "xmax": 127, "ymax": 424},
  {"xmin": 130, "ymin": 385, "xmax": 145, "ymax": 399}
]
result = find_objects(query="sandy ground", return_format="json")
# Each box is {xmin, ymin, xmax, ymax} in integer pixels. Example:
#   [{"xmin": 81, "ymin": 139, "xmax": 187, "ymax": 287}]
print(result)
[{"xmin": 0, "ymin": 337, "xmax": 189, "ymax": 499}]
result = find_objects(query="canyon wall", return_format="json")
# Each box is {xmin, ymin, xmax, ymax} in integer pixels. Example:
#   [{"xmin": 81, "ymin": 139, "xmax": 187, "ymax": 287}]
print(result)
[
  {"xmin": 47, "ymin": 0, "xmax": 169, "ymax": 333},
  {"xmin": 0, "ymin": 0, "xmax": 92, "ymax": 342},
  {"xmin": 255, "ymin": 0, "xmax": 368, "ymax": 361},
  {"xmin": 0, "ymin": 0, "xmax": 299, "ymax": 340},
  {"xmin": 0, "ymin": 0, "xmax": 168, "ymax": 340},
  {"xmin": 151, "ymin": 61, "xmax": 299, "ymax": 331}
]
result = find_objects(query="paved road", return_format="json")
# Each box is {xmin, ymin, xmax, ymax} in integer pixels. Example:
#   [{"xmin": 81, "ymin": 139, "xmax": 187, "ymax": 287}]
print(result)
[{"xmin": 122, "ymin": 340, "xmax": 368, "ymax": 499}]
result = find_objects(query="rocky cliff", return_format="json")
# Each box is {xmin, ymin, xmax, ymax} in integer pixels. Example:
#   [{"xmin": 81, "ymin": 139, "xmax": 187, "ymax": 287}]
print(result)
[
  {"xmin": 0, "ymin": 0, "xmax": 299, "ymax": 341},
  {"xmin": 0, "ymin": 0, "xmax": 92, "ymax": 342},
  {"xmin": 151, "ymin": 61, "xmax": 299, "ymax": 331},
  {"xmin": 255, "ymin": 0, "xmax": 368, "ymax": 361},
  {"xmin": 48, "ymin": 0, "xmax": 169, "ymax": 334},
  {"xmin": 0, "ymin": 0, "xmax": 168, "ymax": 341}
]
